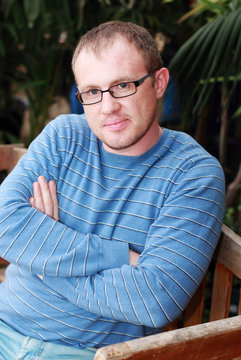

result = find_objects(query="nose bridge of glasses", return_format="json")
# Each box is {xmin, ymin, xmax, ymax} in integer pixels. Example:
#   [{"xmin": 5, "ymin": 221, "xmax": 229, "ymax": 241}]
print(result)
[
  {"xmin": 99, "ymin": 88, "xmax": 122, "ymax": 112},
  {"xmin": 101, "ymin": 87, "xmax": 115, "ymax": 99}
]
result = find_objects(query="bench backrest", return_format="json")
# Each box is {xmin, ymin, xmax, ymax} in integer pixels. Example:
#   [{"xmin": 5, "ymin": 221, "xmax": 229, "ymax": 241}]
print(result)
[{"xmin": 0, "ymin": 144, "xmax": 27, "ymax": 173}]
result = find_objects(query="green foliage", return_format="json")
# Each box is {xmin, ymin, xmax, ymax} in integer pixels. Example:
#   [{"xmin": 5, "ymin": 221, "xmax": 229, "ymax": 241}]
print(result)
[
  {"xmin": 0, "ymin": 0, "xmax": 190, "ymax": 145},
  {"xmin": 23, "ymin": 0, "xmax": 41, "ymax": 28},
  {"xmin": 234, "ymin": 105, "xmax": 241, "ymax": 117},
  {"xmin": 225, "ymin": 204, "xmax": 241, "ymax": 235},
  {"xmin": 169, "ymin": 2, "xmax": 241, "ymax": 117},
  {"xmin": 0, "ymin": 0, "xmax": 86, "ymax": 145},
  {"xmin": 179, "ymin": 0, "xmax": 241, "ymax": 21},
  {"xmin": 93, "ymin": 0, "xmax": 189, "ymax": 39}
]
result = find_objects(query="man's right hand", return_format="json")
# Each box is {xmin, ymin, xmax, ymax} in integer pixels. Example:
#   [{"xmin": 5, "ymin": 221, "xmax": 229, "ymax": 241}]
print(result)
[{"xmin": 29, "ymin": 176, "xmax": 59, "ymax": 221}]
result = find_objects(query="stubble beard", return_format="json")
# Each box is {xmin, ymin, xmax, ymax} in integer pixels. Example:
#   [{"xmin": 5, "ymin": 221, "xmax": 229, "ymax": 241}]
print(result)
[{"xmin": 102, "ymin": 115, "xmax": 157, "ymax": 153}]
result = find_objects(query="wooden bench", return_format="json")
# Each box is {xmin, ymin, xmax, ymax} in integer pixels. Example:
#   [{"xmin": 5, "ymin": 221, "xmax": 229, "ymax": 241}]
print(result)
[{"xmin": 95, "ymin": 224, "xmax": 241, "ymax": 360}]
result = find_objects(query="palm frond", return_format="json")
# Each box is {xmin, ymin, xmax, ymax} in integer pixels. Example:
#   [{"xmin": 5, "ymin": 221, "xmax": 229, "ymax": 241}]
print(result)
[{"xmin": 169, "ymin": 5, "xmax": 241, "ymax": 115}]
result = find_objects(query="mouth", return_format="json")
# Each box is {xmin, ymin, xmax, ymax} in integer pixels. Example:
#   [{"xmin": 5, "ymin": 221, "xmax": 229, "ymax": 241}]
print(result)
[{"xmin": 104, "ymin": 118, "xmax": 129, "ymax": 131}]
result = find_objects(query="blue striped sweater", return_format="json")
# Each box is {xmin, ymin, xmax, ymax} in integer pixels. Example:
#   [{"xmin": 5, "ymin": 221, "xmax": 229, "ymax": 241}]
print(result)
[{"xmin": 0, "ymin": 114, "xmax": 225, "ymax": 348}]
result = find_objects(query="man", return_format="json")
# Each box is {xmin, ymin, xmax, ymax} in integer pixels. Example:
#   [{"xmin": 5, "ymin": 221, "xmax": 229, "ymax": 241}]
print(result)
[{"xmin": 0, "ymin": 21, "xmax": 225, "ymax": 359}]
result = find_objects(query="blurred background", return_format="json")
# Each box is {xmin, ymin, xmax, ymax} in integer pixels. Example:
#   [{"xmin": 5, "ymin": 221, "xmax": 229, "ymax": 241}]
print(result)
[{"xmin": 0, "ymin": 0, "xmax": 240, "ymax": 233}]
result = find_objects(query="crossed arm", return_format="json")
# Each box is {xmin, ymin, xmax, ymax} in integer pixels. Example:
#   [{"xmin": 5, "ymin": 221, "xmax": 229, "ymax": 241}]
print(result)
[
  {"xmin": 30, "ymin": 176, "xmax": 140, "ymax": 267},
  {"xmin": 21, "ymin": 169, "xmax": 223, "ymax": 327}
]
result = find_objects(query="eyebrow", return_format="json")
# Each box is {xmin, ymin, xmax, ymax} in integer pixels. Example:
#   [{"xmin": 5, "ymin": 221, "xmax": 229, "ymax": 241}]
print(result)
[{"xmin": 78, "ymin": 75, "xmax": 137, "ymax": 92}]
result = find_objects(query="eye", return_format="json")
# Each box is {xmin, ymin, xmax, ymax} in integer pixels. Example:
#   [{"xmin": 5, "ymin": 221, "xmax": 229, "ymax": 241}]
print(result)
[
  {"xmin": 118, "ymin": 82, "xmax": 129, "ymax": 89},
  {"xmin": 112, "ymin": 82, "xmax": 131, "ymax": 92},
  {"xmin": 87, "ymin": 89, "xmax": 99, "ymax": 96}
]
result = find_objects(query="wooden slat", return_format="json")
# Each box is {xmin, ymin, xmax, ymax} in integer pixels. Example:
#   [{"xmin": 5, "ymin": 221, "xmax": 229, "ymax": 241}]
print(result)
[
  {"xmin": 209, "ymin": 262, "xmax": 233, "ymax": 321},
  {"xmin": 162, "ymin": 318, "xmax": 178, "ymax": 332},
  {"xmin": 216, "ymin": 224, "xmax": 241, "ymax": 279},
  {"xmin": 184, "ymin": 274, "xmax": 206, "ymax": 327},
  {"xmin": 12, "ymin": 147, "xmax": 28, "ymax": 171},
  {"xmin": 95, "ymin": 315, "xmax": 241, "ymax": 360},
  {"xmin": 0, "ymin": 144, "xmax": 24, "ymax": 172},
  {"xmin": 162, "ymin": 267, "xmax": 207, "ymax": 332},
  {"xmin": 0, "ymin": 258, "xmax": 9, "ymax": 266}
]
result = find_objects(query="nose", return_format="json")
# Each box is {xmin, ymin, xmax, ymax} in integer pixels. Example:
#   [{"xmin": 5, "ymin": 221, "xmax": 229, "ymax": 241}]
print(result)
[{"xmin": 100, "ymin": 91, "xmax": 121, "ymax": 114}]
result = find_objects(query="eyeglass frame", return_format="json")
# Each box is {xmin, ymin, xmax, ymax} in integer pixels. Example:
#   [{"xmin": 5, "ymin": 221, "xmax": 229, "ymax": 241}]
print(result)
[{"xmin": 75, "ymin": 72, "xmax": 153, "ymax": 105}]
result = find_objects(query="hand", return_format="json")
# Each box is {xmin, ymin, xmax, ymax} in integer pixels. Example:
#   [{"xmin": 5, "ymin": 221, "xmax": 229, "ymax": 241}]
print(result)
[
  {"xmin": 129, "ymin": 249, "xmax": 140, "ymax": 266},
  {"xmin": 29, "ymin": 176, "xmax": 59, "ymax": 221}
]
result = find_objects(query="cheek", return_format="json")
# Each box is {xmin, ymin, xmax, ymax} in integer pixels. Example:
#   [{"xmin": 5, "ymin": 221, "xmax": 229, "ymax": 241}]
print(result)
[
  {"xmin": 83, "ymin": 109, "xmax": 100, "ymax": 136},
  {"xmin": 127, "ymin": 95, "xmax": 145, "ymax": 115},
  {"xmin": 130, "ymin": 93, "xmax": 155, "ymax": 118},
  {"xmin": 83, "ymin": 107, "xmax": 97, "ymax": 124}
]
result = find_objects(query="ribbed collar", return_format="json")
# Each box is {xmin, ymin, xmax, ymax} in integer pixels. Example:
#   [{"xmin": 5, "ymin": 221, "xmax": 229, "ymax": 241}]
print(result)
[{"xmin": 98, "ymin": 128, "xmax": 170, "ymax": 168}]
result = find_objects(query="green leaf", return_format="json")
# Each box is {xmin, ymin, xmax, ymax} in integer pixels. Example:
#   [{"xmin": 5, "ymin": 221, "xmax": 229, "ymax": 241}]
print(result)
[
  {"xmin": 0, "ymin": 130, "xmax": 20, "ymax": 144},
  {"xmin": 186, "ymin": 16, "xmax": 223, "ymax": 80},
  {"xmin": 3, "ymin": 23, "xmax": 19, "ymax": 43},
  {"xmin": 219, "ymin": 8, "xmax": 241, "ymax": 94},
  {"xmin": 169, "ymin": 32, "xmax": 201, "ymax": 77},
  {"xmin": 2, "ymin": 0, "xmax": 16, "ymax": 17},
  {"xmin": 197, "ymin": 10, "xmax": 240, "ymax": 104},
  {"xmin": 232, "ymin": 10, "xmax": 241, "ymax": 68},
  {"xmin": 24, "ymin": 0, "xmax": 41, "ymax": 28},
  {"xmin": 233, "ymin": 105, "xmax": 241, "ymax": 117},
  {"xmin": 170, "ymin": 5, "xmax": 241, "ymax": 115}
]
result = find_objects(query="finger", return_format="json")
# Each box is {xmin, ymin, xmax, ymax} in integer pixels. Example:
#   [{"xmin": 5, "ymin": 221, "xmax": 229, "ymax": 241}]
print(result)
[
  {"xmin": 29, "ymin": 197, "xmax": 35, "ymax": 207},
  {"xmin": 129, "ymin": 249, "xmax": 140, "ymax": 266},
  {"xmin": 48, "ymin": 180, "xmax": 59, "ymax": 221},
  {"xmin": 33, "ymin": 181, "xmax": 45, "ymax": 213},
  {"xmin": 38, "ymin": 176, "xmax": 53, "ymax": 217}
]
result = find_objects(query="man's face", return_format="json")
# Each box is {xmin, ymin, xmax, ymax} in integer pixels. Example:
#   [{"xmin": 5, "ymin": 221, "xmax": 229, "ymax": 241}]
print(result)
[{"xmin": 74, "ymin": 37, "xmax": 168, "ymax": 156}]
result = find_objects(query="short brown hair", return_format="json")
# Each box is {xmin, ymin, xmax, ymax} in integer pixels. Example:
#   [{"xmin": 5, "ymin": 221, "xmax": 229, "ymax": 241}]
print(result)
[{"xmin": 72, "ymin": 21, "xmax": 163, "ymax": 74}]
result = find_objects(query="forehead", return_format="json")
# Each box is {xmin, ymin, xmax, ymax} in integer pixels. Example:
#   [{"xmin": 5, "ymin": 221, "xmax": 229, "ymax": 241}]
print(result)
[{"xmin": 73, "ymin": 37, "xmax": 147, "ymax": 87}]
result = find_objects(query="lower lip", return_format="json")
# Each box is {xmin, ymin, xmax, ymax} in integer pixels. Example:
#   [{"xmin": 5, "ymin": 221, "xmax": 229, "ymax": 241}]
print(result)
[{"xmin": 105, "ymin": 119, "xmax": 128, "ymax": 131}]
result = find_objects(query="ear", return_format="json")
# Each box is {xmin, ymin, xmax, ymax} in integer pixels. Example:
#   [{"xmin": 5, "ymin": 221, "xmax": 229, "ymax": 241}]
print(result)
[{"xmin": 154, "ymin": 67, "xmax": 169, "ymax": 99}]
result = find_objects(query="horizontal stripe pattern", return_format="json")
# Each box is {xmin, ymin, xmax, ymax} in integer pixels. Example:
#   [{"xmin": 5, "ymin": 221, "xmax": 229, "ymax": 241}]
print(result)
[{"xmin": 0, "ymin": 114, "xmax": 225, "ymax": 348}]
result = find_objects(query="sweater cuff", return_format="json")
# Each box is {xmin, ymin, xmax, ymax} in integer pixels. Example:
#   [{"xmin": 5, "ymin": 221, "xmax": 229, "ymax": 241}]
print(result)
[{"xmin": 100, "ymin": 240, "xmax": 129, "ymax": 270}]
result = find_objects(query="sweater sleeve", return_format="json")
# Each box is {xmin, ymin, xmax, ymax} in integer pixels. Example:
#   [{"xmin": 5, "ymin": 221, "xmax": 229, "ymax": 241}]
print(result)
[
  {"xmin": 0, "ymin": 118, "xmax": 129, "ymax": 277},
  {"xmin": 42, "ymin": 158, "xmax": 225, "ymax": 328}
]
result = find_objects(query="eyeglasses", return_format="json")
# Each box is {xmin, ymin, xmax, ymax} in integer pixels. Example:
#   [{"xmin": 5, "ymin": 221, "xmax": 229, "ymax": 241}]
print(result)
[{"xmin": 75, "ymin": 73, "xmax": 152, "ymax": 105}]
